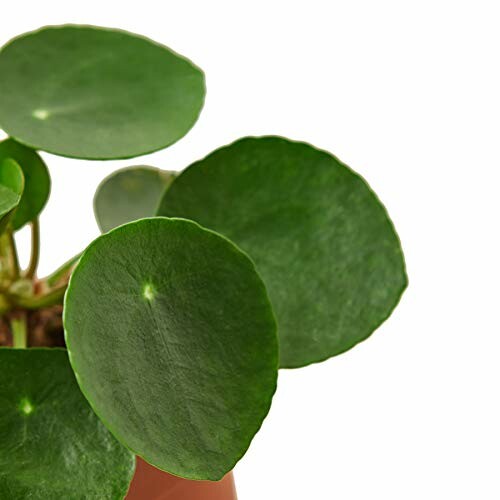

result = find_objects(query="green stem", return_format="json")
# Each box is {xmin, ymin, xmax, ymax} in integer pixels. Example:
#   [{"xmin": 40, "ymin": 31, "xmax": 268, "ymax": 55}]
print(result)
[
  {"xmin": 25, "ymin": 219, "xmax": 40, "ymax": 279},
  {"xmin": 10, "ymin": 283, "xmax": 68, "ymax": 310},
  {"xmin": 45, "ymin": 253, "xmax": 81, "ymax": 287},
  {"xmin": 0, "ymin": 233, "xmax": 10, "ymax": 283},
  {"xmin": 7, "ymin": 230, "xmax": 20, "ymax": 279},
  {"xmin": 11, "ymin": 313, "xmax": 27, "ymax": 348}
]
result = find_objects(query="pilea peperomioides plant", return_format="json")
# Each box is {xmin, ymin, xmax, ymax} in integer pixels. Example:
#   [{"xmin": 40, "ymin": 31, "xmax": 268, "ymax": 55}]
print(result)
[{"xmin": 0, "ymin": 25, "xmax": 407, "ymax": 499}]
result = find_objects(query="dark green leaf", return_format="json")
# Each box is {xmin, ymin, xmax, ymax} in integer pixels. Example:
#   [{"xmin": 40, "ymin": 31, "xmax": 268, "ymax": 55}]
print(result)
[
  {"xmin": 0, "ymin": 158, "xmax": 24, "ymax": 233},
  {"xmin": 0, "ymin": 25, "xmax": 205, "ymax": 160},
  {"xmin": 0, "ymin": 348, "xmax": 135, "ymax": 499},
  {"xmin": 157, "ymin": 136, "xmax": 407, "ymax": 368},
  {"xmin": 64, "ymin": 218, "xmax": 278, "ymax": 480},
  {"xmin": 94, "ymin": 166, "xmax": 176, "ymax": 233},
  {"xmin": 0, "ymin": 139, "xmax": 50, "ymax": 229}
]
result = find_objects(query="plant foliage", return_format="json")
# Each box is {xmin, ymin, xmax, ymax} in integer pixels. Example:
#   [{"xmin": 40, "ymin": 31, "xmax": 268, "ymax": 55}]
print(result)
[{"xmin": 0, "ymin": 24, "xmax": 407, "ymax": 497}]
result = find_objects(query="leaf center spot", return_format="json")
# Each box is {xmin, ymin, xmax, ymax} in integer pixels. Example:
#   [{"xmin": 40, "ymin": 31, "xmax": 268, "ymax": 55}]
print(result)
[
  {"xmin": 19, "ymin": 397, "xmax": 34, "ymax": 416},
  {"xmin": 142, "ymin": 283, "xmax": 156, "ymax": 302},
  {"xmin": 32, "ymin": 109, "xmax": 50, "ymax": 120}
]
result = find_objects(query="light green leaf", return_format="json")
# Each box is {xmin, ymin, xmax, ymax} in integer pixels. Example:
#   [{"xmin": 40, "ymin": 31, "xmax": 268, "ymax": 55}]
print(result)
[
  {"xmin": 157, "ymin": 136, "xmax": 407, "ymax": 368},
  {"xmin": 0, "ymin": 348, "xmax": 135, "ymax": 499},
  {"xmin": 64, "ymin": 218, "xmax": 278, "ymax": 480},
  {"xmin": 0, "ymin": 25, "xmax": 205, "ymax": 160},
  {"xmin": 94, "ymin": 166, "xmax": 176, "ymax": 233},
  {"xmin": 0, "ymin": 139, "xmax": 50, "ymax": 230},
  {"xmin": 0, "ymin": 158, "xmax": 24, "ymax": 233}
]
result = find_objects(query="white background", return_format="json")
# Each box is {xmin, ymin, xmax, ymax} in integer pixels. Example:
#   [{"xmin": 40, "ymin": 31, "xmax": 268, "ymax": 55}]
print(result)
[{"xmin": 3, "ymin": 1, "xmax": 500, "ymax": 498}]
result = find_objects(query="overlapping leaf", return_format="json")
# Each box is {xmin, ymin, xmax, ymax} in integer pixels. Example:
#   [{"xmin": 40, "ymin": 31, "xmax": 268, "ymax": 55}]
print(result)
[
  {"xmin": 0, "ymin": 25, "xmax": 205, "ymax": 159},
  {"xmin": 158, "ymin": 136, "xmax": 408, "ymax": 368},
  {"xmin": 0, "ymin": 158, "xmax": 24, "ymax": 233},
  {"xmin": 0, "ymin": 139, "xmax": 50, "ymax": 229},
  {"xmin": 94, "ymin": 166, "xmax": 175, "ymax": 232},
  {"xmin": 0, "ymin": 348, "xmax": 135, "ymax": 499},
  {"xmin": 64, "ymin": 218, "xmax": 278, "ymax": 480}
]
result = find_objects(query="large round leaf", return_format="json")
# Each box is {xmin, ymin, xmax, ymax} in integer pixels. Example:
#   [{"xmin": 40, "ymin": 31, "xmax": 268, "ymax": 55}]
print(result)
[
  {"xmin": 94, "ymin": 166, "xmax": 175, "ymax": 233},
  {"xmin": 0, "ymin": 139, "xmax": 50, "ymax": 229},
  {"xmin": 0, "ymin": 25, "xmax": 205, "ymax": 160},
  {"xmin": 0, "ymin": 158, "xmax": 24, "ymax": 233},
  {"xmin": 0, "ymin": 348, "xmax": 135, "ymax": 499},
  {"xmin": 157, "ymin": 136, "xmax": 408, "ymax": 368},
  {"xmin": 64, "ymin": 217, "xmax": 278, "ymax": 480}
]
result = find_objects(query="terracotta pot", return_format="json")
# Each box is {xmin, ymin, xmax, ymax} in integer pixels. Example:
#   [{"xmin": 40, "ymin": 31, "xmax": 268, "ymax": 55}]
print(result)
[{"xmin": 125, "ymin": 457, "xmax": 238, "ymax": 500}]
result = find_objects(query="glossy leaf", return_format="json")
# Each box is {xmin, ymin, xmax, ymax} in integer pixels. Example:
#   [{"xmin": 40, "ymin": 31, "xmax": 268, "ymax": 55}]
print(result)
[
  {"xmin": 158, "ymin": 136, "xmax": 407, "ymax": 368},
  {"xmin": 64, "ymin": 218, "xmax": 278, "ymax": 480},
  {"xmin": 0, "ymin": 158, "xmax": 24, "ymax": 233},
  {"xmin": 94, "ymin": 166, "xmax": 176, "ymax": 233},
  {"xmin": 0, "ymin": 348, "xmax": 135, "ymax": 499},
  {"xmin": 0, "ymin": 139, "xmax": 50, "ymax": 229},
  {"xmin": 0, "ymin": 25, "xmax": 205, "ymax": 160}
]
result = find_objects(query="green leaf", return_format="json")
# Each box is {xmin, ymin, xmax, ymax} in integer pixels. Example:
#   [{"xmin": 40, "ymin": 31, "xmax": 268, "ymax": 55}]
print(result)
[
  {"xmin": 94, "ymin": 166, "xmax": 176, "ymax": 233},
  {"xmin": 0, "ymin": 25, "xmax": 205, "ymax": 160},
  {"xmin": 157, "ymin": 136, "xmax": 408, "ymax": 368},
  {"xmin": 64, "ymin": 218, "xmax": 278, "ymax": 480},
  {"xmin": 0, "ymin": 348, "xmax": 135, "ymax": 499},
  {"xmin": 0, "ymin": 158, "xmax": 24, "ymax": 233},
  {"xmin": 0, "ymin": 139, "xmax": 50, "ymax": 229}
]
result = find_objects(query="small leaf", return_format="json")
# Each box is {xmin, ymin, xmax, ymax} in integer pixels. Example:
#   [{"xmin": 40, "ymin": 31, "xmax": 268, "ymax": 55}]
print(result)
[
  {"xmin": 0, "ymin": 139, "xmax": 50, "ymax": 230},
  {"xmin": 0, "ymin": 348, "xmax": 135, "ymax": 499},
  {"xmin": 64, "ymin": 218, "xmax": 278, "ymax": 481},
  {"xmin": 0, "ymin": 158, "xmax": 24, "ymax": 233},
  {"xmin": 45, "ymin": 253, "xmax": 81, "ymax": 287},
  {"xmin": 94, "ymin": 166, "xmax": 176, "ymax": 233},
  {"xmin": 157, "ymin": 136, "xmax": 408, "ymax": 368},
  {"xmin": 0, "ymin": 25, "xmax": 205, "ymax": 160}
]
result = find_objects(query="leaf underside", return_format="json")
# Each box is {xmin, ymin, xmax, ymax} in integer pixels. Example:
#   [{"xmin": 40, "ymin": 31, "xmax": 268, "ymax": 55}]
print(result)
[{"xmin": 94, "ymin": 165, "xmax": 176, "ymax": 233}]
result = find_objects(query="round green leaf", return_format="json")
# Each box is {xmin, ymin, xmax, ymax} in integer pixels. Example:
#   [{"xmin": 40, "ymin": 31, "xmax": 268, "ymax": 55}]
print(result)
[
  {"xmin": 0, "ymin": 139, "xmax": 50, "ymax": 229},
  {"xmin": 0, "ymin": 348, "xmax": 135, "ymax": 499},
  {"xmin": 64, "ymin": 217, "xmax": 278, "ymax": 480},
  {"xmin": 94, "ymin": 166, "xmax": 176, "ymax": 233},
  {"xmin": 157, "ymin": 136, "xmax": 408, "ymax": 368},
  {"xmin": 0, "ymin": 25, "xmax": 205, "ymax": 160},
  {"xmin": 0, "ymin": 158, "xmax": 24, "ymax": 233}
]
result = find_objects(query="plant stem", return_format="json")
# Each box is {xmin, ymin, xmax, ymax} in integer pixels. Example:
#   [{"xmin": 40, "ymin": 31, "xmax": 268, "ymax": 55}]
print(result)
[
  {"xmin": 0, "ymin": 233, "xmax": 11, "ymax": 287},
  {"xmin": 25, "ymin": 219, "xmax": 40, "ymax": 279},
  {"xmin": 10, "ymin": 283, "xmax": 68, "ymax": 310},
  {"xmin": 0, "ymin": 293, "xmax": 10, "ymax": 315},
  {"xmin": 45, "ymin": 253, "xmax": 81, "ymax": 287},
  {"xmin": 7, "ymin": 230, "xmax": 20, "ymax": 280},
  {"xmin": 11, "ymin": 313, "xmax": 28, "ymax": 348}
]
